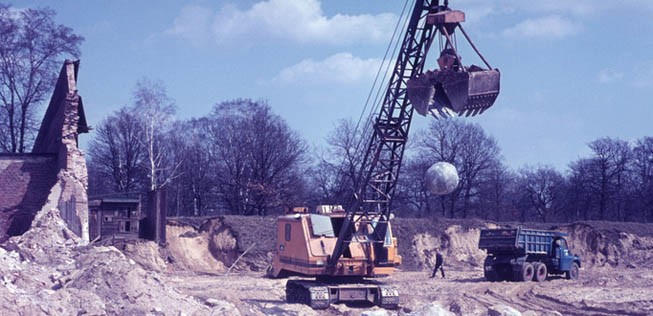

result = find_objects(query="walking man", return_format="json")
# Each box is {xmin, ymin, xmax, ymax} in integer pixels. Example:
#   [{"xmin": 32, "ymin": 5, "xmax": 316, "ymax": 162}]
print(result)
[{"xmin": 430, "ymin": 251, "xmax": 445, "ymax": 278}]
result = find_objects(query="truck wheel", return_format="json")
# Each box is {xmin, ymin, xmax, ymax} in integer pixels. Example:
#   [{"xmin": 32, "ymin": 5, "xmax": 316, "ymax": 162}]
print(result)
[
  {"xmin": 533, "ymin": 262, "xmax": 547, "ymax": 282},
  {"xmin": 497, "ymin": 270, "xmax": 510, "ymax": 282},
  {"xmin": 566, "ymin": 262, "xmax": 579, "ymax": 280},
  {"xmin": 484, "ymin": 268, "xmax": 498, "ymax": 282},
  {"xmin": 483, "ymin": 257, "xmax": 498, "ymax": 281},
  {"xmin": 518, "ymin": 263, "xmax": 534, "ymax": 282}
]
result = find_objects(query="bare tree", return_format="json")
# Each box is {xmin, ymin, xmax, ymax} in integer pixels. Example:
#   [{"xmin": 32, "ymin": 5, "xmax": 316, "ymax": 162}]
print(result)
[
  {"xmin": 87, "ymin": 79, "xmax": 178, "ymax": 198},
  {"xmin": 517, "ymin": 166, "xmax": 566, "ymax": 222},
  {"xmin": 166, "ymin": 118, "xmax": 216, "ymax": 216},
  {"xmin": 87, "ymin": 108, "xmax": 146, "ymax": 195},
  {"xmin": 310, "ymin": 118, "xmax": 366, "ymax": 205},
  {"xmin": 415, "ymin": 119, "xmax": 502, "ymax": 218},
  {"xmin": 131, "ymin": 78, "xmax": 178, "ymax": 191},
  {"xmin": 207, "ymin": 103, "xmax": 251, "ymax": 215},
  {"xmin": 632, "ymin": 137, "xmax": 653, "ymax": 222},
  {"xmin": 208, "ymin": 99, "xmax": 308, "ymax": 216},
  {"xmin": 305, "ymin": 159, "xmax": 340, "ymax": 205},
  {"xmin": 394, "ymin": 156, "xmax": 433, "ymax": 217},
  {"xmin": 0, "ymin": 5, "xmax": 83, "ymax": 152},
  {"xmin": 588, "ymin": 138, "xmax": 632, "ymax": 221},
  {"xmin": 567, "ymin": 158, "xmax": 596, "ymax": 221},
  {"xmin": 477, "ymin": 161, "xmax": 516, "ymax": 221},
  {"xmin": 567, "ymin": 138, "xmax": 633, "ymax": 221}
]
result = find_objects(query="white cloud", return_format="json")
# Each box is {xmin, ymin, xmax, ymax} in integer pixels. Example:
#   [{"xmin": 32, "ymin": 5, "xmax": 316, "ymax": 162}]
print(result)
[
  {"xmin": 597, "ymin": 68, "xmax": 624, "ymax": 84},
  {"xmin": 164, "ymin": 0, "xmax": 397, "ymax": 46},
  {"xmin": 164, "ymin": 5, "xmax": 214, "ymax": 46},
  {"xmin": 458, "ymin": 4, "xmax": 497, "ymax": 25},
  {"xmin": 271, "ymin": 52, "xmax": 382, "ymax": 85},
  {"xmin": 502, "ymin": 15, "xmax": 580, "ymax": 39}
]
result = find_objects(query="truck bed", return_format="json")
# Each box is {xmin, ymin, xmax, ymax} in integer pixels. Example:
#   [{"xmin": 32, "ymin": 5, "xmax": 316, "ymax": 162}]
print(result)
[{"xmin": 479, "ymin": 228, "xmax": 565, "ymax": 255}]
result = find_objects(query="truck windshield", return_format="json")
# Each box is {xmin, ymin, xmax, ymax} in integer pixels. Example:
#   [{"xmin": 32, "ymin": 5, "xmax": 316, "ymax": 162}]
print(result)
[
  {"xmin": 559, "ymin": 238, "xmax": 568, "ymax": 248},
  {"xmin": 553, "ymin": 238, "xmax": 568, "ymax": 254}
]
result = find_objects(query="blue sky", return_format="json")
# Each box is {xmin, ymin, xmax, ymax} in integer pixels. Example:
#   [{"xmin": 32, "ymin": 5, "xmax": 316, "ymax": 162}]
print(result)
[{"xmin": 16, "ymin": 0, "xmax": 653, "ymax": 171}]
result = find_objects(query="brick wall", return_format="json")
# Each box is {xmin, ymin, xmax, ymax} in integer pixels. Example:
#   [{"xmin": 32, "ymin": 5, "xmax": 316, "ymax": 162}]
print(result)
[{"xmin": 0, "ymin": 154, "xmax": 57, "ymax": 241}]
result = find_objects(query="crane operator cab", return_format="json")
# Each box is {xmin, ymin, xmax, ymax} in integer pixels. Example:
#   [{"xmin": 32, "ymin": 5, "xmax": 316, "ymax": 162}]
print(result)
[{"xmin": 407, "ymin": 8, "xmax": 500, "ymax": 118}]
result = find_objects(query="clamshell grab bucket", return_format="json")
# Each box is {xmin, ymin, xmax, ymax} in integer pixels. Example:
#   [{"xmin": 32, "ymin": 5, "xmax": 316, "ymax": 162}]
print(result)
[{"xmin": 407, "ymin": 66, "xmax": 500, "ymax": 117}]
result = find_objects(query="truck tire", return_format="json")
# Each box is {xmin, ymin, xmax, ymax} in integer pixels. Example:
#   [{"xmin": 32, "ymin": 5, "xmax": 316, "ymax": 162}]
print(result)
[
  {"xmin": 483, "ymin": 257, "xmax": 498, "ymax": 281},
  {"xmin": 566, "ymin": 262, "xmax": 579, "ymax": 280},
  {"xmin": 533, "ymin": 262, "xmax": 547, "ymax": 282},
  {"xmin": 484, "ymin": 268, "xmax": 499, "ymax": 281},
  {"xmin": 518, "ymin": 262, "xmax": 534, "ymax": 282},
  {"xmin": 497, "ymin": 269, "xmax": 511, "ymax": 282}
]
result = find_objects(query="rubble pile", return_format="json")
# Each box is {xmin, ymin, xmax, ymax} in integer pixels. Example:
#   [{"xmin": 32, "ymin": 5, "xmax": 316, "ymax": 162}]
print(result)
[
  {"xmin": 121, "ymin": 240, "xmax": 169, "ymax": 272},
  {"xmin": 0, "ymin": 208, "xmax": 233, "ymax": 315}
]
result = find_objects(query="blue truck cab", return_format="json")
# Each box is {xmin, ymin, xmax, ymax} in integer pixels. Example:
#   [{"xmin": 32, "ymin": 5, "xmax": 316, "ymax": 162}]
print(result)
[{"xmin": 478, "ymin": 228, "xmax": 581, "ymax": 282}]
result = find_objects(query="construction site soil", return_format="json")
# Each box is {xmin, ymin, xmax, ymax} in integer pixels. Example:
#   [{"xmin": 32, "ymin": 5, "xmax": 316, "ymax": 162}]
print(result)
[{"xmin": 2, "ymin": 211, "xmax": 653, "ymax": 315}]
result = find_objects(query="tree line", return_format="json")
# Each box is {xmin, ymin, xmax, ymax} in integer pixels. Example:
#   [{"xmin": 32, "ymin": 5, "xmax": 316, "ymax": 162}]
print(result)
[
  {"xmin": 87, "ymin": 81, "xmax": 309, "ymax": 217},
  {"xmin": 393, "ymin": 121, "xmax": 653, "ymax": 223},
  {"xmin": 83, "ymin": 79, "xmax": 653, "ymax": 223}
]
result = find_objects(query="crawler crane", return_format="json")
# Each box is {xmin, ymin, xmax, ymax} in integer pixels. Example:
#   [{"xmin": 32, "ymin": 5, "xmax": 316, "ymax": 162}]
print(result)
[{"xmin": 269, "ymin": 0, "xmax": 500, "ymax": 309}]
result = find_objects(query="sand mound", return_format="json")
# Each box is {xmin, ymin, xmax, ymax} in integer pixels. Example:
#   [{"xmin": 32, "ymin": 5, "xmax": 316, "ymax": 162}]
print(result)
[
  {"xmin": 221, "ymin": 215, "xmax": 277, "ymax": 271},
  {"xmin": 441, "ymin": 225, "xmax": 487, "ymax": 267},
  {"xmin": 562, "ymin": 222, "xmax": 653, "ymax": 268},
  {"xmin": 166, "ymin": 217, "xmax": 240, "ymax": 274},
  {"xmin": 407, "ymin": 225, "xmax": 490, "ymax": 271},
  {"xmin": 394, "ymin": 218, "xmax": 495, "ymax": 270}
]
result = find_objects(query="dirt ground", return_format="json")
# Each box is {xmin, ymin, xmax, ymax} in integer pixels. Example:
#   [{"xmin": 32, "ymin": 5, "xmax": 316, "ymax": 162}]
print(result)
[
  {"xmin": 154, "ymin": 216, "xmax": 653, "ymax": 315},
  {"xmin": 165, "ymin": 266, "xmax": 653, "ymax": 316}
]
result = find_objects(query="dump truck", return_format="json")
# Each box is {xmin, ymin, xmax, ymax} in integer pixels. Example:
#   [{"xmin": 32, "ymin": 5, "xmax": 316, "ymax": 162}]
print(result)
[
  {"xmin": 269, "ymin": 0, "xmax": 501, "ymax": 309},
  {"xmin": 479, "ymin": 228, "xmax": 581, "ymax": 282}
]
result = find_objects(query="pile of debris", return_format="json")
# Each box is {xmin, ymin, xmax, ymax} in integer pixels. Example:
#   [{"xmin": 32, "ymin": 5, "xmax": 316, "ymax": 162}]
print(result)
[{"xmin": 0, "ymin": 208, "xmax": 238, "ymax": 315}]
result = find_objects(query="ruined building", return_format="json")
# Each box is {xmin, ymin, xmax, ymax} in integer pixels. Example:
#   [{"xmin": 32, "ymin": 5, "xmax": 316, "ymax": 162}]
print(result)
[
  {"xmin": 0, "ymin": 60, "xmax": 89, "ymax": 242},
  {"xmin": 88, "ymin": 193, "xmax": 167, "ymax": 245},
  {"xmin": 89, "ymin": 197, "xmax": 141, "ymax": 241}
]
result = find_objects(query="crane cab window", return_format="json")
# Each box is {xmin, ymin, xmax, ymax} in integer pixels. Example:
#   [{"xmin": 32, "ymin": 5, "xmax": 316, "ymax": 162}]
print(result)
[
  {"xmin": 309, "ymin": 214, "xmax": 335, "ymax": 237},
  {"xmin": 285, "ymin": 223, "xmax": 292, "ymax": 241}
]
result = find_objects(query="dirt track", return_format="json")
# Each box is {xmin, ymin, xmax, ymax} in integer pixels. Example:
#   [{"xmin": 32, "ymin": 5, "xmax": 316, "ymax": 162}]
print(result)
[{"xmin": 166, "ymin": 266, "xmax": 653, "ymax": 315}]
